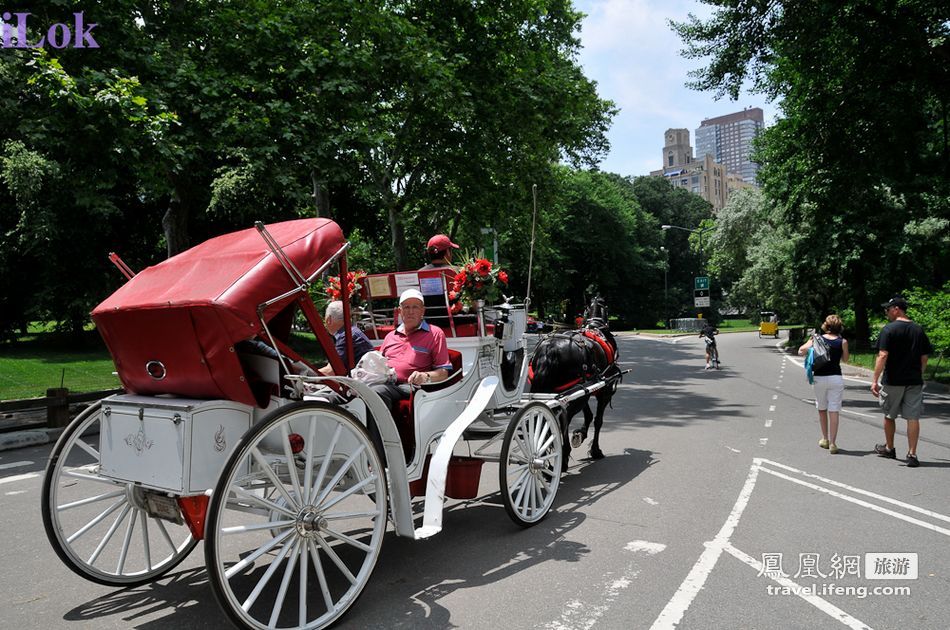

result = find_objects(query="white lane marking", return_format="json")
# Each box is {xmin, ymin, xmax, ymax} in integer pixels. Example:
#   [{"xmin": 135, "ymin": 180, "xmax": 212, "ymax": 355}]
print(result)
[
  {"xmin": 5, "ymin": 490, "xmax": 27, "ymax": 496},
  {"xmin": 547, "ymin": 541, "xmax": 666, "ymax": 629},
  {"xmin": 650, "ymin": 462, "xmax": 760, "ymax": 629},
  {"xmin": 725, "ymin": 446, "xmax": 741, "ymax": 453},
  {"xmin": 759, "ymin": 438, "xmax": 768, "ymax": 447},
  {"xmin": 0, "ymin": 473, "xmax": 39, "ymax": 485},
  {"xmin": 0, "ymin": 461, "xmax": 33, "ymax": 471},
  {"xmin": 625, "ymin": 540, "xmax": 667, "ymax": 555},
  {"xmin": 772, "ymin": 395, "xmax": 778, "ymax": 400},
  {"xmin": 759, "ymin": 458, "xmax": 950, "ymax": 525},
  {"xmin": 841, "ymin": 409, "xmax": 877, "ymax": 419},
  {"xmin": 758, "ymin": 467, "xmax": 950, "ymax": 537},
  {"xmin": 724, "ymin": 545, "xmax": 871, "ymax": 630},
  {"xmin": 768, "ymin": 405, "xmax": 776, "ymax": 412},
  {"xmin": 764, "ymin": 418, "xmax": 773, "ymax": 428},
  {"xmin": 643, "ymin": 497, "xmax": 659, "ymax": 506}
]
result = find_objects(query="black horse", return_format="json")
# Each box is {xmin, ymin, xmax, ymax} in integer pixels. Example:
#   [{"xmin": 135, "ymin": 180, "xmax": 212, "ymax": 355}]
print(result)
[{"xmin": 528, "ymin": 296, "xmax": 621, "ymax": 469}]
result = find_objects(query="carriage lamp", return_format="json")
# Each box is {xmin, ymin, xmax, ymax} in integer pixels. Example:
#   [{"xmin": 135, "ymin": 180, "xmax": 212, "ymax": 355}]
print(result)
[{"xmin": 288, "ymin": 433, "xmax": 305, "ymax": 454}]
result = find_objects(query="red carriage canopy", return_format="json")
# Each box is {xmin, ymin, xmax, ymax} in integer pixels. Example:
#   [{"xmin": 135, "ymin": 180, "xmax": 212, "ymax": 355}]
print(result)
[{"xmin": 92, "ymin": 218, "xmax": 346, "ymax": 406}]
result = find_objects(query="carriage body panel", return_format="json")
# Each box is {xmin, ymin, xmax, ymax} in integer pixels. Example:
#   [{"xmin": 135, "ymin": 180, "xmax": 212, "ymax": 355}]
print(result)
[
  {"xmin": 98, "ymin": 394, "xmax": 257, "ymax": 494},
  {"xmin": 92, "ymin": 219, "xmax": 346, "ymax": 406}
]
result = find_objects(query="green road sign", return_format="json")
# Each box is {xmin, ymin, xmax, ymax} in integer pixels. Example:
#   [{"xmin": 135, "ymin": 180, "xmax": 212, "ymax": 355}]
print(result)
[{"xmin": 694, "ymin": 276, "xmax": 709, "ymax": 290}]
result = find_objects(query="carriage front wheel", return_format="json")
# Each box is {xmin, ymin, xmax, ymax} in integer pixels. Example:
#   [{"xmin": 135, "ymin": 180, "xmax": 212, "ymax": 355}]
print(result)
[
  {"xmin": 205, "ymin": 401, "xmax": 388, "ymax": 630},
  {"xmin": 41, "ymin": 401, "xmax": 199, "ymax": 586},
  {"xmin": 499, "ymin": 402, "xmax": 563, "ymax": 527}
]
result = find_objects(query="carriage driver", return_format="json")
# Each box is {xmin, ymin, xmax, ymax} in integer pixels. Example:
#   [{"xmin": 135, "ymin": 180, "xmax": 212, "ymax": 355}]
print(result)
[{"xmin": 371, "ymin": 289, "xmax": 452, "ymax": 409}]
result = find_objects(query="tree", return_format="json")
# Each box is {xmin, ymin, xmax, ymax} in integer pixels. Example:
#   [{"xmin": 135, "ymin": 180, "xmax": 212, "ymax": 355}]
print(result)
[
  {"xmin": 0, "ymin": 1, "xmax": 614, "ymax": 336},
  {"xmin": 673, "ymin": 0, "xmax": 949, "ymax": 345}
]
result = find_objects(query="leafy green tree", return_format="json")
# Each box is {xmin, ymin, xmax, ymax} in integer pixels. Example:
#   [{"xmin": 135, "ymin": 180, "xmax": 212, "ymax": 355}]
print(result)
[
  {"xmin": 0, "ymin": 0, "xmax": 614, "ymax": 337},
  {"xmin": 631, "ymin": 176, "xmax": 714, "ymax": 321},
  {"xmin": 673, "ymin": 0, "xmax": 949, "ymax": 345}
]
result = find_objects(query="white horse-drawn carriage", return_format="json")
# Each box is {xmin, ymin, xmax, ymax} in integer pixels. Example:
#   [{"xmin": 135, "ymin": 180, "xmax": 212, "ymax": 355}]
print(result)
[{"xmin": 41, "ymin": 218, "xmax": 619, "ymax": 629}]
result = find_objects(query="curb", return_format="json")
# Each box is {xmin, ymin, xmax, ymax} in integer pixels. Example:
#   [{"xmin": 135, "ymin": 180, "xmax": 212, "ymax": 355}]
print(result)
[{"xmin": 0, "ymin": 427, "xmax": 64, "ymax": 453}]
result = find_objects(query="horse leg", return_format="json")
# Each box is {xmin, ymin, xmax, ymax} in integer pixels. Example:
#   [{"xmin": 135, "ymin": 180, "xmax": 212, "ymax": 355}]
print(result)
[
  {"xmin": 589, "ymin": 394, "xmax": 607, "ymax": 460},
  {"xmin": 572, "ymin": 398, "xmax": 592, "ymax": 449},
  {"xmin": 560, "ymin": 407, "xmax": 572, "ymax": 473}
]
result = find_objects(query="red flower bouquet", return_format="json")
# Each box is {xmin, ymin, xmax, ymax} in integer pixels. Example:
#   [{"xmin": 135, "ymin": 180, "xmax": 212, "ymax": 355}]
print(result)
[
  {"xmin": 452, "ymin": 258, "xmax": 508, "ymax": 305},
  {"xmin": 325, "ymin": 270, "xmax": 367, "ymax": 306}
]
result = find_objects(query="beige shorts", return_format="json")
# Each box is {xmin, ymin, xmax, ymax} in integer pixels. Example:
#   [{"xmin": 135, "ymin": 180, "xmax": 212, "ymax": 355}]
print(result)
[
  {"xmin": 879, "ymin": 384, "xmax": 924, "ymax": 420},
  {"xmin": 813, "ymin": 375, "xmax": 844, "ymax": 412}
]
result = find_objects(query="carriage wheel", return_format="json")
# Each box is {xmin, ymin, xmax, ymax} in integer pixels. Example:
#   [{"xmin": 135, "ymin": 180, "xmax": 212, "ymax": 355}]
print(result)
[
  {"xmin": 205, "ymin": 402, "xmax": 388, "ymax": 630},
  {"xmin": 499, "ymin": 402, "xmax": 563, "ymax": 527},
  {"xmin": 41, "ymin": 401, "xmax": 198, "ymax": 586}
]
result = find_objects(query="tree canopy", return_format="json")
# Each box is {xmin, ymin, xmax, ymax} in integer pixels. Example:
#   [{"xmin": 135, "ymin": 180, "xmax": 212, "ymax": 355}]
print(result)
[
  {"xmin": 0, "ymin": 0, "xmax": 615, "ymax": 337},
  {"xmin": 674, "ymin": 0, "xmax": 949, "ymax": 343}
]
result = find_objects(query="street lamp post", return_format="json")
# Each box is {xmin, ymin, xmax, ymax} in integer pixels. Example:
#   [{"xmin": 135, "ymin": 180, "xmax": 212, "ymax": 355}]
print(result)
[
  {"xmin": 662, "ymin": 223, "xmax": 714, "ymax": 317},
  {"xmin": 480, "ymin": 227, "xmax": 498, "ymax": 264},
  {"xmin": 660, "ymin": 246, "xmax": 668, "ymax": 327},
  {"xmin": 661, "ymin": 223, "xmax": 713, "ymax": 274}
]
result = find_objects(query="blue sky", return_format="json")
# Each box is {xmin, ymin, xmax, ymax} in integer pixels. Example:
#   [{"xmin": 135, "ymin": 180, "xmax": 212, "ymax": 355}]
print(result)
[{"xmin": 575, "ymin": 0, "xmax": 780, "ymax": 177}]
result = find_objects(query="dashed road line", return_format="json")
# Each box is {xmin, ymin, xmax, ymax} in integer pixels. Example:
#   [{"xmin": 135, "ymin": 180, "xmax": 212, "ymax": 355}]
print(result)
[
  {"xmin": 0, "ymin": 461, "xmax": 33, "ymax": 471},
  {"xmin": 764, "ymin": 418, "xmax": 773, "ymax": 428},
  {"xmin": 0, "ymin": 473, "xmax": 38, "ymax": 485}
]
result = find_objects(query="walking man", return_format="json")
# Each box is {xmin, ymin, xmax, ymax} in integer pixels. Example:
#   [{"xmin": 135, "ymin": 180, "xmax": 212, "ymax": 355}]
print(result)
[{"xmin": 871, "ymin": 296, "xmax": 934, "ymax": 467}]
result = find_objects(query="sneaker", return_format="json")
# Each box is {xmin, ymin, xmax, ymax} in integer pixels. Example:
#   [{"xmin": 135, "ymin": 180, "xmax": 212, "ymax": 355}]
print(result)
[
  {"xmin": 829, "ymin": 444, "xmax": 839, "ymax": 454},
  {"xmin": 874, "ymin": 444, "xmax": 896, "ymax": 459},
  {"xmin": 705, "ymin": 363, "xmax": 711, "ymax": 370},
  {"xmin": 818, "ymin": 439, "xmax": 829, "ymax": 449},
  {"xmin": 906, "ymin": 453, "xmax": 920, "ymax": 468}
]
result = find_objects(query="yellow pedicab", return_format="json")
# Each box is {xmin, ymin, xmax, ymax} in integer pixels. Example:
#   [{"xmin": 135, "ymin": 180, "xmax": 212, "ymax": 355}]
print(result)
[{"xmin": 758, "ymin": 311, "xmax": 779, "ymax": 338}]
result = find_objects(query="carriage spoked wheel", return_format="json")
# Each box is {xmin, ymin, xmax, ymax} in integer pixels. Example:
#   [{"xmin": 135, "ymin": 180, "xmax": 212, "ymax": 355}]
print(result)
[
  {"xmin": 205, "ymin": 401, "xmax": 388, "ymax": 630},
  {"xmin": 499, "ymin": 402, "xmax": 563, "ymax": 527},
  {"xmin": 41, "ymin": 401, "xmax": 199, "ymax": 586}
]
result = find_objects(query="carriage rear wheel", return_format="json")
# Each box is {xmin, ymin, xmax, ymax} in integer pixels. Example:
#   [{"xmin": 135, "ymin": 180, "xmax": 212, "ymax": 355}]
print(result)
[
  {"xmin": 205, "ymin": 401, "xmax": 388, "ymax": 630},
  {"xmin": 41, "ymin": 401, "xmax": 199, "ymax": 586},
  {"xmin": 499, "ymin": 402, "xmax": 563, "ymax": 527}
]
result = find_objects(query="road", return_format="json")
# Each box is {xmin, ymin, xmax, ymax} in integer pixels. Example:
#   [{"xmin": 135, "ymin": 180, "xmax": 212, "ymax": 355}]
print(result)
[{"xmin": 2, "ymin": 331, "xmax": 948, "ymax": 629}]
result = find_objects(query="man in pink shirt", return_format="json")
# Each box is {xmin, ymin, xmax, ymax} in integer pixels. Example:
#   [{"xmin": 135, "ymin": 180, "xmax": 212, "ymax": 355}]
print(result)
[{"xmin": 371, "ymin": 288, "xmax": 453, "ymax": 416}]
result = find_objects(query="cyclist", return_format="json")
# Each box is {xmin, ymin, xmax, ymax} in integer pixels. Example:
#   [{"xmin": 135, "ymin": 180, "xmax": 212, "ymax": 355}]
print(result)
[{"xmin": 699, "ymin": 321, "xmax": 720, "ymax": 369}]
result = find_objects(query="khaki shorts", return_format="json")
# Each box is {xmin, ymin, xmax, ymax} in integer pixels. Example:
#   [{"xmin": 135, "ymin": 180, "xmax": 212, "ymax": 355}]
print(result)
[{"xmin": 879, "ymin": 384, "xmax": 924, "ymax": 420}]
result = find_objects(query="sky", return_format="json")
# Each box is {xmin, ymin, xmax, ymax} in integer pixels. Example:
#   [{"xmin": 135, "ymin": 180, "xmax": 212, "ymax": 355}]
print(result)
[{"xmin": 575, "ymin": 0, "xmax": 780, "ymax": 177}]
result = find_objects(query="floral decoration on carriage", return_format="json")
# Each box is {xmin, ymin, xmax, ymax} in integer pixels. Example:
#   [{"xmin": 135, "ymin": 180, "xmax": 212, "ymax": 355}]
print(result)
[
  {"xmin": 324, "ymin": 269, "xmax": 368, "ymax": 307},
  {"xmin": 450, "ymin": 258, "xmax": 509, "ymax": 308}
]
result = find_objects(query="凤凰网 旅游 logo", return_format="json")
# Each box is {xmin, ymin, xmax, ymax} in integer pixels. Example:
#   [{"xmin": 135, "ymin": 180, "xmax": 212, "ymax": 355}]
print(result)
[{"xmin": 1, "ymin": 11, "xmax": 99, "ymax": 49}]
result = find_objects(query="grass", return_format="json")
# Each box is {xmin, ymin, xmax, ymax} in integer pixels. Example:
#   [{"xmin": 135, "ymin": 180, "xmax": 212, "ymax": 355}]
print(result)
[
  {"xmin": 0, "ymin": 327, "xmax": 331, "ymax": 401},
  {"xmin": 634, "ymin": 319, "xmax": 801, "ymax": 335},
  {"xmin": 0, "ymin": 330, "xmax": 120, "ymax": 400},
  {"xmin": 846, "ymin": 350, "xmax": 949, "ymax": 384}
]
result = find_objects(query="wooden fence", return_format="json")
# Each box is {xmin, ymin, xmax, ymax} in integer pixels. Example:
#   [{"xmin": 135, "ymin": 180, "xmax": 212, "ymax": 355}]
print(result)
[{"xmin": 0, "ymin": 388, "xmax": 124, "ymax": 428}]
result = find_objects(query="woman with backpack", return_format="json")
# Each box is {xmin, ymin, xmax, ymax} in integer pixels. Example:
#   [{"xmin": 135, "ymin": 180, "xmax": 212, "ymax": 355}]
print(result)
[{"xmin": 798, "ymin": 314, "xmax": 850, "ymax": 454}]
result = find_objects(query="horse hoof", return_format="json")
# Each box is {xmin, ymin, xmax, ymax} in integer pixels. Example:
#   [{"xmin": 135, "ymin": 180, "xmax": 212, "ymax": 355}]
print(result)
[
  {"xmin": 590, "ymin": 447, "xmax": 605, "ymax": 460},
  {"xmin": 571, "ymin": 431, "xmax": 584, "ymax": 449}
]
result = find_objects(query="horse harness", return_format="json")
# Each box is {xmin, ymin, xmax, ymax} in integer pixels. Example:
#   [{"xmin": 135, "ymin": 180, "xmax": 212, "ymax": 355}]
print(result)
[{"xmin": 527, "ymin": 327, "xmax": 617, "ymax": 393}]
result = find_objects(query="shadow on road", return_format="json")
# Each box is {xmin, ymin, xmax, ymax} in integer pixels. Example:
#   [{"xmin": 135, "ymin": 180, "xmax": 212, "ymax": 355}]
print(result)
[{"xmin": 60, "ymin": 448, "xmax": 656, "ymax": 629}]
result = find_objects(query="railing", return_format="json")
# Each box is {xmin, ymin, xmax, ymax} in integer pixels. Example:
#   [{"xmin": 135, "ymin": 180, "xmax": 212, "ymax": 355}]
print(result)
[
  {"xmin": 0, "ymin": 388, "xmax": 123, "ymax": 429},
  {"xmin": 669, "ymin": 318, "xmax": 706, "ymax": 332}
]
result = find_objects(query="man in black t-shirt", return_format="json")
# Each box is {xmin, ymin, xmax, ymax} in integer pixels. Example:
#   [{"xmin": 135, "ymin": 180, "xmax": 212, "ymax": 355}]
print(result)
[{"xmin": 871, "ymin": 296, "xmax": 934, "ymax": 468}]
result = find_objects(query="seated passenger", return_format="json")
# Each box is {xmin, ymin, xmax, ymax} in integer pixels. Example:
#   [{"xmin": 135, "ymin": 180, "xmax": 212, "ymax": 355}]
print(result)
[
  {"xmin": 370, "ymin": 289, "xmax": 452, "ymax": 414},
  {"xmin": 317, "ymin": 300, "xmax": 374, "ymax": 375},
  {"xmin": 419, "ymin": 234, "xmax": 459, "ymax": 272}
]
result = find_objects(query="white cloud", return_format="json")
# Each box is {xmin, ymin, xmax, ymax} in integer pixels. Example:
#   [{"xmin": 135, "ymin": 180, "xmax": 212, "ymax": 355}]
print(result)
[{"xmin": 575, "ymin": 0, "xmax": 779, "ymax": 176}]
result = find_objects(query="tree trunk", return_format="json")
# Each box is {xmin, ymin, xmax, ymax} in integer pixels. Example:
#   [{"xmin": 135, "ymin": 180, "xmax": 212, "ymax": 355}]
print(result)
[
  {"xmin": 162, "ymin": 190, "xmax": 190, "ymax": 258},
  {"xmin": 311, "ymin": 171, "xmax": 330, "ymax": 218},
  {"xmin": 386, "ymin": 199, "xmax": 408, "ymax": 270},
  {"xmin": 852, "ymin": 266, "xmax": 871, "ymax": 351}
]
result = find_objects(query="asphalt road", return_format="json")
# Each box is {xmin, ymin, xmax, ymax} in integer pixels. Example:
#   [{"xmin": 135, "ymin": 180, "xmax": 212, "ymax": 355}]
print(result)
[{"xmin": 2, "ymin": 331, "xmax": 948, "ymax": 629}]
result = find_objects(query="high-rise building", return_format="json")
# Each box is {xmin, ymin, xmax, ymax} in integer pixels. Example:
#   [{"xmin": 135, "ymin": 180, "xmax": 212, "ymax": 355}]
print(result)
[
  {"xmin": 650, "ymin": 128, "xmax": 750, "ymax": 212},
  {"xmin": 694, "ymin": 108, "xmax": 764, "ymax": 185}
]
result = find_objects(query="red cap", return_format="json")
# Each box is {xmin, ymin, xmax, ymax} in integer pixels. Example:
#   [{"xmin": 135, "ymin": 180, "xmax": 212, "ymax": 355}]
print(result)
[{"xmin": 427, "ymin": 234, "xmax": 459, "ymax": 252}]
